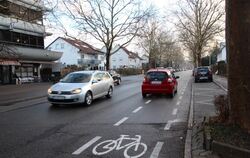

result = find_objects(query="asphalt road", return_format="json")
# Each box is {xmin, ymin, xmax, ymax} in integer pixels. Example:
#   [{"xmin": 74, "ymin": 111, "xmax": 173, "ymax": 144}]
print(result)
[{"xmin": 0, "ymin": 70, "xmax": 193, "ymax": 158}]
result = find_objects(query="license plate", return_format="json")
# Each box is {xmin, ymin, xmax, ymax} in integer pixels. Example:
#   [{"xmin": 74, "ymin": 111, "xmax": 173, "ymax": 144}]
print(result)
[
  {"xmin": 52, "ymin": 96, "xmax": 65, "ymax": 100},
  {"xmin": 151, "ymin": 81, "xmax": 162, "ymax": 84},
  {"xmin": 200, "ymin": 77, "xmax": 208, "ymax": 80}
]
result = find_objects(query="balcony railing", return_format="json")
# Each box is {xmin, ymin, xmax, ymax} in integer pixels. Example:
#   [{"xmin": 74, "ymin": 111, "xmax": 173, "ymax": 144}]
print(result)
[
  {"xmin": 78, "ymin": 59, "xmax": 101, "ymax": 65},
  {"xmin": 0, "ymin": 16, "xmax": 45, "ymax": 36}
]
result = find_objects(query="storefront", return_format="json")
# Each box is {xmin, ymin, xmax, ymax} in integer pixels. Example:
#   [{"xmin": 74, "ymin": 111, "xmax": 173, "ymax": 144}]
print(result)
[{"xmin": 0, "ymin": 60, "xmax": 20, "ymax": 84}]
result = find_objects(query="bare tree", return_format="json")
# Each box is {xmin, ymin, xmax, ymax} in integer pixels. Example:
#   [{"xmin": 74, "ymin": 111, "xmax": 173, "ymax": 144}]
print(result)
[
  {"xmin": 47, "ymin": 0, "xmax": 152, "ymax": 70},
  {"xmin": 174, "ymin": 0, "xmax": 224, "ymax": 67},
  {"xmin": 138, "ymin": 19, "xmax": 159, "ymax": 68},
  {"xmin": 138, "ymin": 19, "xmax": 184, "ymax": 68}
]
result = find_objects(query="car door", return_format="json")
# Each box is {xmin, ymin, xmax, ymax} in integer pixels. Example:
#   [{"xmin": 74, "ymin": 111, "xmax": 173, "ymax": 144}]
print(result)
[
  {"xmin": 103, "ymin": 72, "xmax": 112, "ymax": 92},
  {"xmin": 91, "ymin": 72, "xmax": 105, "ymax": 98}
]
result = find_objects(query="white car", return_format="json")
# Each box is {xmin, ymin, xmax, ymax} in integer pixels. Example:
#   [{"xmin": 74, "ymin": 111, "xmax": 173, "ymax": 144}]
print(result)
[{"xmin": 47, "ymin": 71, "xmax": 114, "ymax": 106}]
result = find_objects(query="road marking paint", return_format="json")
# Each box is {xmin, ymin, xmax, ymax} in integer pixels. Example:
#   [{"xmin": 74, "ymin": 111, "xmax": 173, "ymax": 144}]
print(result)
[
  {"xmin": 172, "ymin": 108, "xmax": 178, "ymax": 115},
  {"xmin": 181, "ymin": 91, "xmax": 184, "ymax": 95},
  {"xmin": 145, "ymin": 100, "xmax": 151, "ymax": 104},
  {"xmin": 150, "ymin": 142, "xmax": 164, "ymax": 158},
  {"xmin": 176, "ymin": 101, "xmax": 181, "ymax": 106},
  {"xmin": 114, "ymin": 117, "xmax": 128, "ymax": 126},
  {"xmin": 164, "ymin": 121, "xmax": 172, "ymax": 130},
  {"xmin": 72, "ymin": 136, "xmax": 102, "ymax": 155},
  {"xmin": 132, "ymin": 106, "xmax": 143, "ymax": 113},
  {"xmin": 179, "ymin": 96, "xmax": 183, "ymax": 100}
]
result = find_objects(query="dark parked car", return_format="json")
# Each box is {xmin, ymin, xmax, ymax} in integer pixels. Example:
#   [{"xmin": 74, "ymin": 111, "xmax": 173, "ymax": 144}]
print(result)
[
  {"xmin": 108, "ymin": 70, "xmax": 121, "ymax": 85},
  {"xmin": 194, "ymin": 67, "xmax": 213, "ymax": 82}
]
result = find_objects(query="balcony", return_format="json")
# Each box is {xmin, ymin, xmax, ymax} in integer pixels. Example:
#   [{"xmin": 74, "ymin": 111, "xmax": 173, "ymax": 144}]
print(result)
[
  {"xmin": 78, "ymin": 59, "xmax": 101, "ymax": 66},
  {"xmin": 0, "ymin": 16, "xmax": 45, "ymax": 36},
  {"xmin": 0, "ymin": 44, "xmax": 62, "ymax": 62}
]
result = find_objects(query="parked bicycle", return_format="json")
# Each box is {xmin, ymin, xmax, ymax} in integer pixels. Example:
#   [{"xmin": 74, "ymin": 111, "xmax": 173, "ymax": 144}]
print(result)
[{"xmin": 92, "ymin": 135, "xmax": 147, "ymax": 158}]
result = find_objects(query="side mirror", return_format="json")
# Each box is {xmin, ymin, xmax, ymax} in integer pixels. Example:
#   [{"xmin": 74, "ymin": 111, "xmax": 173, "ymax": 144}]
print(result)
[
  {"xmin": 97, "ymin": 78, "xmax": 102, "ymax": 81},
  {"xmin": 175, "ymin": 76, "xmax": 180, "ymax": 79},
  {"xmin": 92, "ymin": 80, "xmax": 98, "ymax": 84}
]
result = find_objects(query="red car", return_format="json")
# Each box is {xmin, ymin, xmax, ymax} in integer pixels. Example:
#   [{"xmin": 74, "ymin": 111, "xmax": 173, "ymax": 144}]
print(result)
[{"xmin": 141, "ymin": 69, "xmax": 179, "ymax": 98}]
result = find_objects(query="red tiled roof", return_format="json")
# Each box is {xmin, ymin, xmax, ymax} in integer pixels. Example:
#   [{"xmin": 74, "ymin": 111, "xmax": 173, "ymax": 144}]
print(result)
[
  {"xmin": 61, "ymin": 37, "xmax": 99, "ymax": 55},
  {"xmin": 121, "ymin": 47, "xmax": 142, "ymax": 60}
]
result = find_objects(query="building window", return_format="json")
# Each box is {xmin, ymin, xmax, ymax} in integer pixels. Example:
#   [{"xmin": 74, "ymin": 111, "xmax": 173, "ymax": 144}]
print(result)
[
  {"xmin": 55, "ymin": 44, "xmax": 59, "ymax": 49},
  {"xmin": 61, "ymin": 43, "xmax": 64, "ymax": 49},
  {"xmin": 81, "ymin": 54, "xmax": 84, "ymax": 59}
]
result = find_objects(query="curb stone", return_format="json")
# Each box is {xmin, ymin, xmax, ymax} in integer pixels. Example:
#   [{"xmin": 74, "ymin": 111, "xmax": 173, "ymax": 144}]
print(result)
[
  {"xmin": 213, "ymin": 80, "xmax": 227, "ymax": 92},
  {"xmin": 184, "ymin": 82, "xmax": 194, "ymax": 158}
]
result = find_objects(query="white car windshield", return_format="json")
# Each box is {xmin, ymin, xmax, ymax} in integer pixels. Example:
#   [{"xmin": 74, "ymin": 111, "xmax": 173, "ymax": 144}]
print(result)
[{"xmin": 61, "ymin": 73, "xmax": 92, "ymax": 83}]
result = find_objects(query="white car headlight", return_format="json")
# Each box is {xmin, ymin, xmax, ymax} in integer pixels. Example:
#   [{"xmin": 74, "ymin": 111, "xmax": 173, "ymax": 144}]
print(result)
[
  {"xmin": 48, "ymin": 88, "xmax": 52, "ymax": 94},
  {"xmin": 71, "ymin": 88, "xmax": 82, "ymax": 94}
]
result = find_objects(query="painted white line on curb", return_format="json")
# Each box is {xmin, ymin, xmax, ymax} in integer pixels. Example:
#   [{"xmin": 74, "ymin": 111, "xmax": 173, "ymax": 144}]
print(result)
[
  {"xmin": 150, "ymin": 142, "xmax": 164, "ymax": 158},
  {"xmin": 114, "ymin": 117, "xmax": 128, "ymax": 126},
  {"xmin": 172, "ymin": 108, "xmax": 178, "ymax": 115},
  {"xmin": 145, "ymin": 100, "xmax": 151, "ymax": 104},
  {"xmin": 179, "ymin": 96, "xmax": 183, "ymax": 100},
  {"xmin": 164, "ymin": 121, "xmax": 172, "ymax": 130},
  {"xmin": 72, "ymin": 136, "xmax": 101, "ymax": 155}
]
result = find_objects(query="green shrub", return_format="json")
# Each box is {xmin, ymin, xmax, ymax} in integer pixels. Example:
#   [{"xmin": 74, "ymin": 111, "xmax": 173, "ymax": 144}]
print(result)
[{"xmin": 116, "ymin": 68, "xmax": 143, "ymax": 76}]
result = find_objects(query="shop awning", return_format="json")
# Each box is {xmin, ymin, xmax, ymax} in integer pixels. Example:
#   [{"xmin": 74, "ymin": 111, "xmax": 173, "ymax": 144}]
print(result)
[{"xmin": 0, "ymin": 60, "xmax": 21, "ymax": 65}]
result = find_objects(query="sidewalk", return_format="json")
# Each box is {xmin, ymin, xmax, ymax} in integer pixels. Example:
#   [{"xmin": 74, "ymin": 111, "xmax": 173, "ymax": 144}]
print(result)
[
  {"xmin": 191, "ymin": 80, "xmax": 227, "ymax": 158},
  {"xmin": 213, "ymin": 75, "xmax": 228, "ymax": 91},
  {"xmin": 0, "ymin": 82, "xmax": 52, "ymax": 106}
]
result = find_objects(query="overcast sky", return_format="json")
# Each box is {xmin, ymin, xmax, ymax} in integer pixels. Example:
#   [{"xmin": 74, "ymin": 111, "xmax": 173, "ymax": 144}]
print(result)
[{"xmin": 44, "ymin": 0, "xmax": 178, "ymax": 47}]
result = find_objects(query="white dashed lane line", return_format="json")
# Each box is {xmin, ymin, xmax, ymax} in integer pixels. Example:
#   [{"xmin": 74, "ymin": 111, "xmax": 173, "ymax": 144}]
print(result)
[
  {"xmin": 114, "ymin": 117, "xmax": 128, "ymax": 126},
  {"xmin": 172, "ymin": 108, "xmax": 178, "ymax": 115},
  {"xmin": 145, "ymin": 100, "xmax": 152, "ymax": 104},
  {"xmin": 176, "ymin": 101, "xmax": 181, "ymax": 106},
  {"xmin": 164, "ymin": 121, "xmax": 172, "ymax": 130},
  {"xmin": 132, "ymin": 106, "xmax": 143, "ymax": 113},
  {"xmin": 150, "ymin": 142, "xmax": 164, "ymax": 158},
  {"xmin": 72, "ymin": 136, "xmax": 102, "ymax": 155},
  {"xmin": 179, "ymin": 95, "xmax": 183, "ymax": 100}
]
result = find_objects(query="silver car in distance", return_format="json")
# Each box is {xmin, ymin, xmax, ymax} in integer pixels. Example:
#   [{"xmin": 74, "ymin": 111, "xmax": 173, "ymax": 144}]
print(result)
[{"xmin": 47, "ymin": 71, "xmax": 114, "ymax": 106}]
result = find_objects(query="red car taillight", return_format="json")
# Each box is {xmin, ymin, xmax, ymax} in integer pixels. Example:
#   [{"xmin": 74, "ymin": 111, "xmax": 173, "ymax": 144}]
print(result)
[
  {"xmin": 143, "ymin": 77, "xmax": 150, "ymax": 84},
  {"xmin": 167, "ymin": 78, "xmax": 173, "ymax": 83}
]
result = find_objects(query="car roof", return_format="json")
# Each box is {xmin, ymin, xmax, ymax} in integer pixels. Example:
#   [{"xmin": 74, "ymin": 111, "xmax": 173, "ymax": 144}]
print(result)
[
  {"xmin": 147, "ymin": 68, "xmax": 171, "ymax": 74},
  {"xmin": 70, "ymin": 70, "xmax": 106, "ymax": 74}
]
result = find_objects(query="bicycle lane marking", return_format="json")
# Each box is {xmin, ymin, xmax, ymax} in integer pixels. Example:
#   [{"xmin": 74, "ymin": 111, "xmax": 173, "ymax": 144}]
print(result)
[
  {"xmin": 150, "ymin": 142, "xmax": 164, "ymax": 158},
  {"xmin": 114, "ymin": 117, "xmax": 129, "ymax": 126},
  {"xmin": 92, "ymin": 135, "xmax": 148, "ymax": 158},
  {"xmin": 72, "ymin": 136, "xmax": 102, "ymax": 155}
]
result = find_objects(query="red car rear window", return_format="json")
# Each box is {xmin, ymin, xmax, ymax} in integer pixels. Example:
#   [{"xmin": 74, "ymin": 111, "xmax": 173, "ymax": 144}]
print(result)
[{"xmin": 146, "ymin": 72, "xmax": 168, "ymax": 81}]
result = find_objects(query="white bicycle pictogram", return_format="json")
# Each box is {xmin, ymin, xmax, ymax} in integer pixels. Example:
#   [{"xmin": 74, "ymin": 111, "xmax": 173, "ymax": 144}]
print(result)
[{"xmin": 92, "ymin": 135, "xmax": 147, "ymax": 158}]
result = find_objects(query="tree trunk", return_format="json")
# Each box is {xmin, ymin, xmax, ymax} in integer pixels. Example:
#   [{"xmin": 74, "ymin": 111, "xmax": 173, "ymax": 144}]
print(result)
[
  {"xmin": 227, "ymin": 0, "xmax": 250, "ymax": 131},
  {"xmin": 105, "ymin": 47, "xmax": 111, "ymax": 70}
]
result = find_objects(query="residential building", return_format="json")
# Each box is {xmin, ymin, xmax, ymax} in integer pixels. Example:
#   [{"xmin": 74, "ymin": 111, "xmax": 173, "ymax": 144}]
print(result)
[
  {"xmin": 46, "ymin": 37, "xmax": 105, "ymax": 71},
  {"xmin": 0, "ymin": 0, "xmax": 62, "ymax": 84},
  {"xmin": 217, "ymin": 42, "xmax": 226, "ymax": 63},
  {"xmin": 103, "ymin": 45, "xmax": 142, "ymax": 69}
]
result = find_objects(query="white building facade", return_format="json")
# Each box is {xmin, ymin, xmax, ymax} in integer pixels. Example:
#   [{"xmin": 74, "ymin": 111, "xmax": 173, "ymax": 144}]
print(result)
[
  {"xmin": 0, "ymin": 0, "xmax": 62, "ymax": 84},
  {"xmin": 47, "ymin": 37, "xmax": 105, "ymax": 71},
  {"xmin": 217, "ymin": 42, "xmax": 226, "ymax": 63},
  {"xmin": 107, "ymin": 45, "xmax": 142, "ymax": 69}
]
